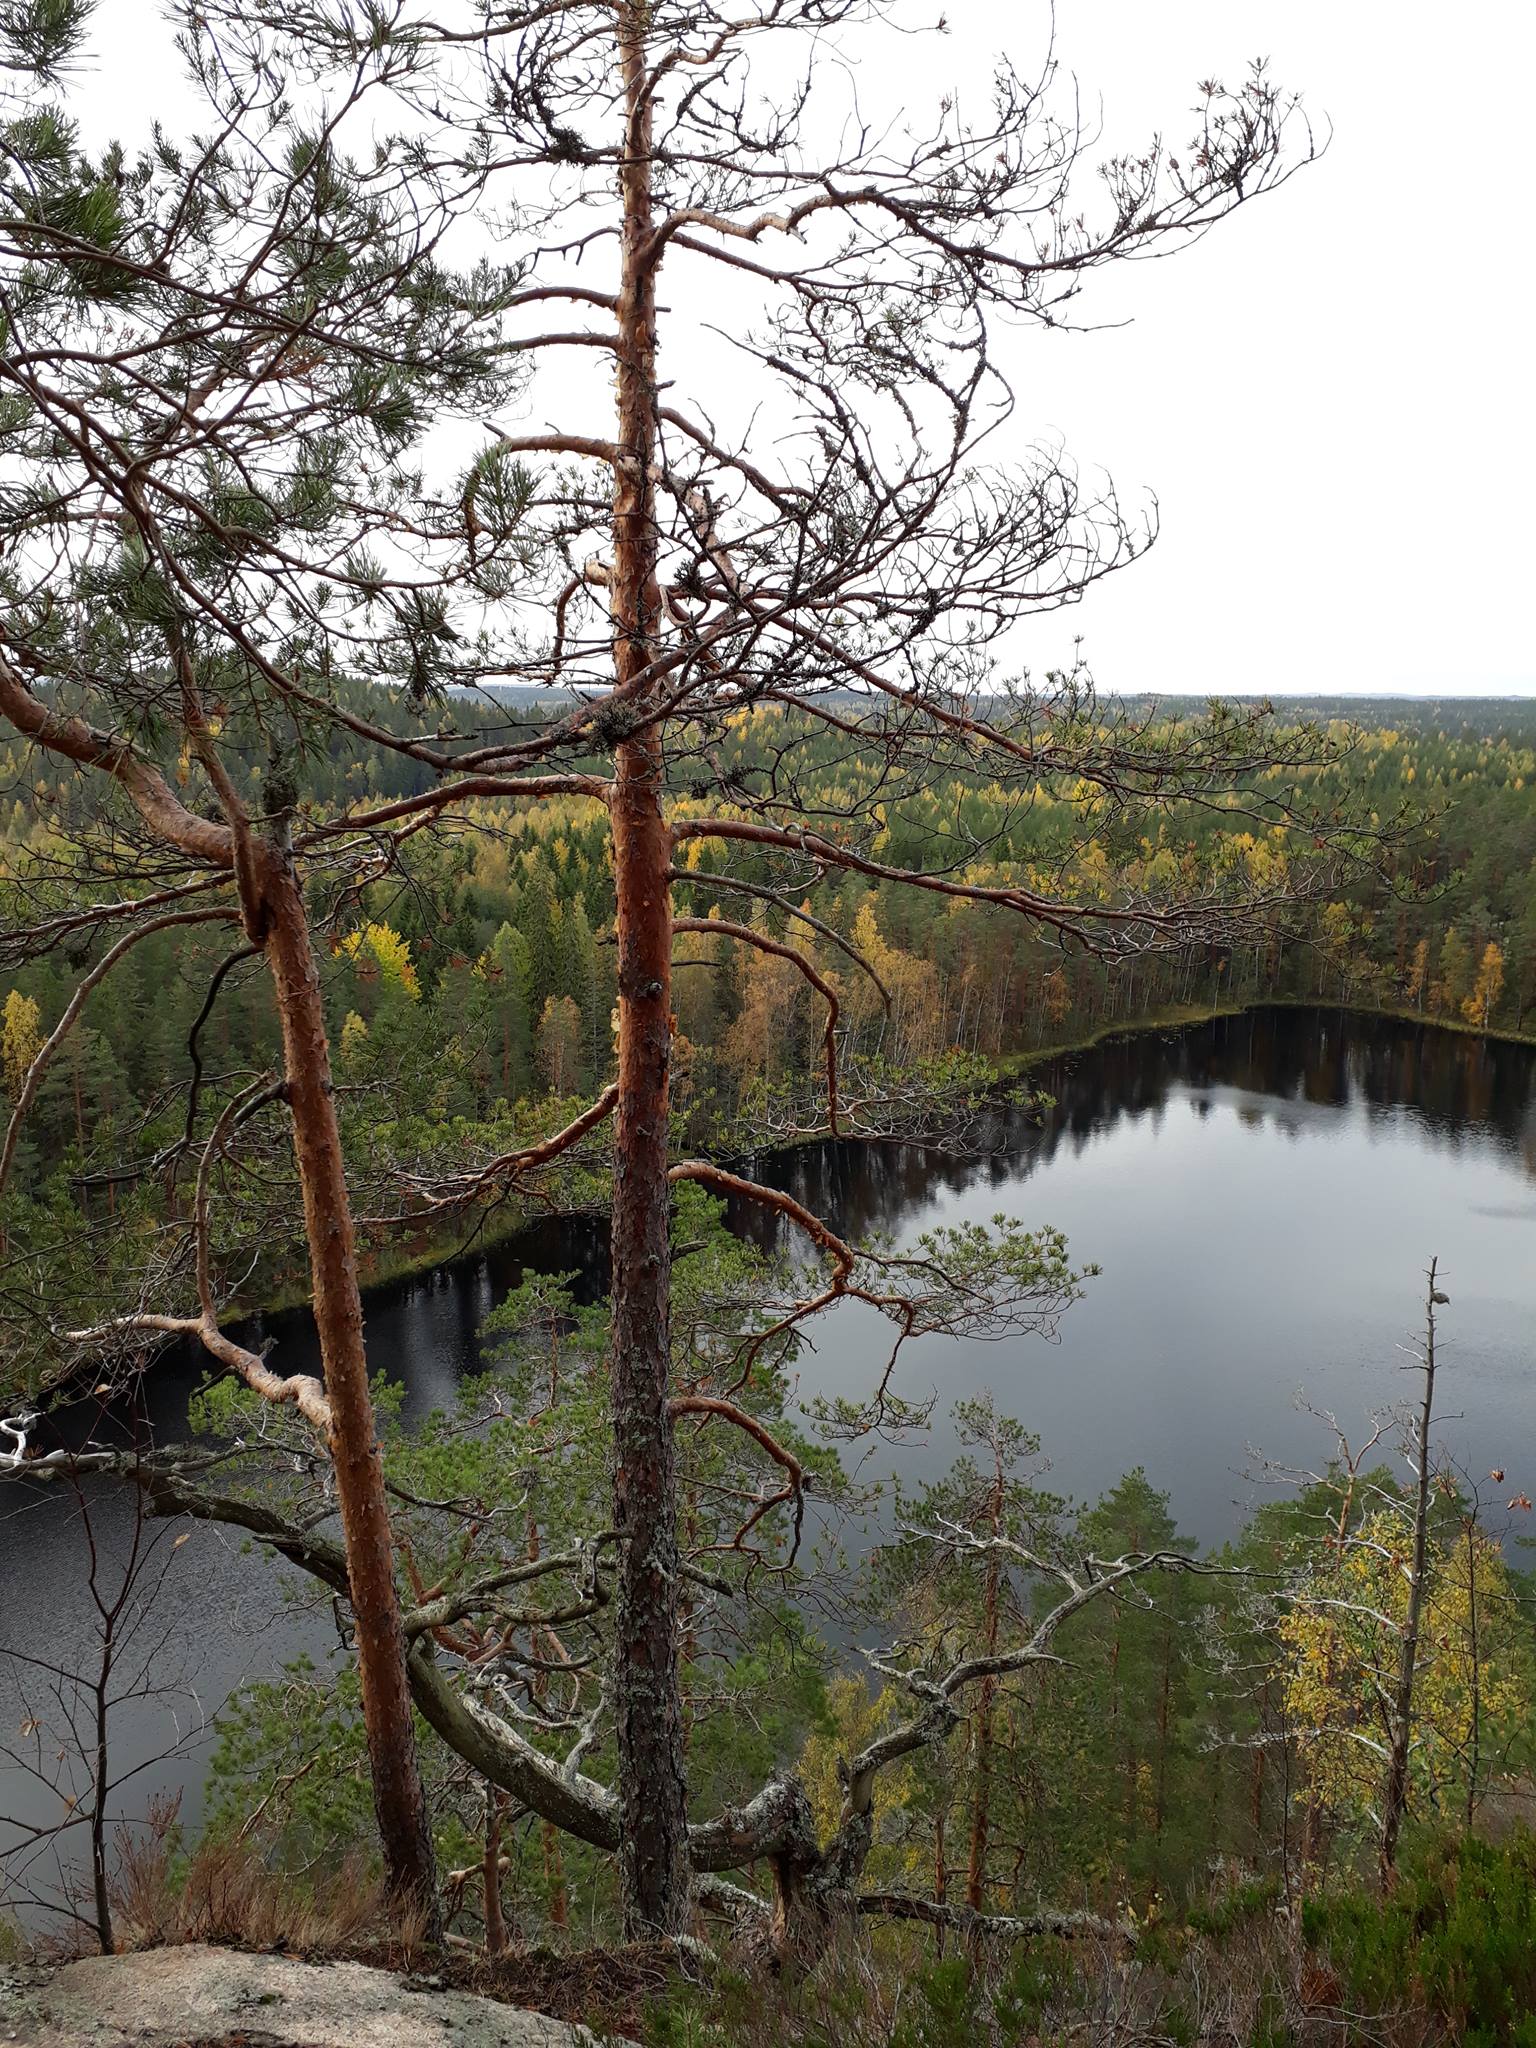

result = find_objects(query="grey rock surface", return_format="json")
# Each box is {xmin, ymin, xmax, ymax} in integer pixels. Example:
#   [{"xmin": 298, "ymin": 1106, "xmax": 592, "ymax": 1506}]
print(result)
[{"xmin": 0, "ymin": 1944, "xmax": 634, "ymax": 2047}]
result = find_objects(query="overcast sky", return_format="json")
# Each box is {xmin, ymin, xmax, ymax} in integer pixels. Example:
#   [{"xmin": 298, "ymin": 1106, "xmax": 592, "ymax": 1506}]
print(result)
[{"xmin": 71, "ymin": 2, "xmax": 1536, "ymax": 699}]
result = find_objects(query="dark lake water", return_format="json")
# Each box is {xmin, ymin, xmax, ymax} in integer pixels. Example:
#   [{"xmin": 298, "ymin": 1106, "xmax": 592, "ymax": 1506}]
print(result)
[{"xmin": 4, "ymin": 1005, "xmax": 1535, "ymax": 1916}]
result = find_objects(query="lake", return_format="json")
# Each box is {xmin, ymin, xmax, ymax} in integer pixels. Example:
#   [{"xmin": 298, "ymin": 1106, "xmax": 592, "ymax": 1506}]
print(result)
[{"xmin": 4, "ymin": 1005, "xmax": 1534, "ymax": 1915}]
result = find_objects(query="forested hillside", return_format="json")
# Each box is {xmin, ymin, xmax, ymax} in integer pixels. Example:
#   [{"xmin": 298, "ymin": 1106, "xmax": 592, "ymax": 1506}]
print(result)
[
  {"xmin": 4, "ymin": 690, "xmax": 1535, "ymax": 1334},
  {"xmin": 1, "ymin": 1, "xmax": 1532, "ymax": 2042}
]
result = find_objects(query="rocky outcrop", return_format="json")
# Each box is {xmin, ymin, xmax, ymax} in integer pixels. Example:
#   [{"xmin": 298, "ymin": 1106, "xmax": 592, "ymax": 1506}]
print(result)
[{"xmin": 0, "ymin": 1943, "xmax": 635, "ymax": 2047}]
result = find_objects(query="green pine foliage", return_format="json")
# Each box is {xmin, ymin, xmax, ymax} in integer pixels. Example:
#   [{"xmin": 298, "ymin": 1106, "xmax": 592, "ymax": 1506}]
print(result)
[{"xmin": 1303, "ymin": 1835, "xmax": 1536, "ymax": 2047}]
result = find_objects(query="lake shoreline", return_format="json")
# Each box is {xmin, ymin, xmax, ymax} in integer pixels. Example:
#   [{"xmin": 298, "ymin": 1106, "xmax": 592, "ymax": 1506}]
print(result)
[
  {"xmin": 12, "ymin": 1006, "xmax": 1536, "ymax": 1929},
  {"xmin": 323, "ymin": 995, "xmax": 1536, "ymax": 1314},
  {"xmin": 23, "ymin": 993, "xmax": 1535, "ymax": 1409},
  {"xmin": 994, "ymin": 993, "xmax": 1536, "ymax": 1080}
]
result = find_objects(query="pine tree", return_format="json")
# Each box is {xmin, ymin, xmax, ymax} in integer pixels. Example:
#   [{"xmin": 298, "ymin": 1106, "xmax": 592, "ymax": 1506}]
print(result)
[
  {"xmin": 0, "ymin": 0, "xmax": 1369, "ymax": 1945},
  {"xmin": 485, "ymin": 923, "xmax": 535, "ymax": 1101},
  {"xmin": 536, "ymin": 995, "xmax": 584, "ymax": 1095}
]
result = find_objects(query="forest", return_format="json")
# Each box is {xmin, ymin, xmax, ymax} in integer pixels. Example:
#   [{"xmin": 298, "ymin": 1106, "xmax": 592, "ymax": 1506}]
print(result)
[
  {"xmin": 0, "ymin": 3, "xmax": 1533, "ymax": 2045},
  {"xmin": 6, "ymin": 687, "xmax": 1536, "ymax": 1336}
]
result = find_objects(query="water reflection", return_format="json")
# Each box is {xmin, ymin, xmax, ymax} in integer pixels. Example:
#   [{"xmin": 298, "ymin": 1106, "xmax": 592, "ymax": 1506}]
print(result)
[
  {"xmin": 732, "ymin": 1008, "xmax": 1536, "ymax": 1257},
  {"xmin": 4, "ymin": 1006, "xmax": 1534, "ymax": 1897},
  {"xmin": 103, "ymin": 1006, "xmax": 1536, "ymax": 1498},
  {"xmin": 712, "ymin": 1007, "xmax": 1536, "ymax": 1558}
]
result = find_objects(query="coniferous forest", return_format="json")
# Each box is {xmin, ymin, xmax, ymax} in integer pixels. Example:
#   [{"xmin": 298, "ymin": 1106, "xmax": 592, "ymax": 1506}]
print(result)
[{"xmin": 0, "ymin": 5, "xmax": 1533, "ymax": 2045}]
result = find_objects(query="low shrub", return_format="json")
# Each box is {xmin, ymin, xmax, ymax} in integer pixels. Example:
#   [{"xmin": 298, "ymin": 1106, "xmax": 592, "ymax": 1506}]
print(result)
[{"xmin": 1304, "ymin": 1832, "xmax": 1536, "ymax": 2047}]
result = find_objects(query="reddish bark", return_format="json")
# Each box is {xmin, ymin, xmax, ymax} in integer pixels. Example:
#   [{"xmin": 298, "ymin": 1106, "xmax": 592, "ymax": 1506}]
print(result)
[
  {"xmin": 0, "ymin": 656, "xmax": 436, "ymax": 1924},
  {"xmin": 483, "ymin": 1793, "xmax": 507, "ymax": 1956},
  {"xmin": 604, "ymin": 0, "xmax": 691, "ymax": 1938},
  {"xmin": 253, "ymin": 835, "xmax": 439, "ymax": 1927}
]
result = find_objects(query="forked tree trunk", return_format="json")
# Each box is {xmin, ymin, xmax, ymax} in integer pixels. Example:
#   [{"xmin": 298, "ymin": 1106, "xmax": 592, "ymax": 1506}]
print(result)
[
  {"xmin": 90, "ymin": 1612, "xmax": 115, "ymax": 1952},
  {"xmin": 253, "ymin": 834, "xmax": 439, "ymax": 1928},
  {"xmin": 605, "ymin": 1, "xmax": 692, "ymax": 1938}
]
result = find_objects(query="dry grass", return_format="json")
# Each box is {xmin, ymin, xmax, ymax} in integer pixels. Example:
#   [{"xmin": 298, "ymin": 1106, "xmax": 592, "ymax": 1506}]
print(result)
[
  {"xmin": 96, "ymin": 1800, "xmax": 684, "ymax": 2038},
  {"xmin": 65, "ymin": 1811, "xmax": 1469, "ymax": 2048},
  {"xmin": 627, "ymin": 1912, "xmax": 1457, "ymax": 2048},
  {"xmin": 105, "ymin": 1798, "xmax": 417, "ymax": 1962},
  {"xmin": 429, "ymin": 1940, "xmax": 685, "ymax": 2040}
]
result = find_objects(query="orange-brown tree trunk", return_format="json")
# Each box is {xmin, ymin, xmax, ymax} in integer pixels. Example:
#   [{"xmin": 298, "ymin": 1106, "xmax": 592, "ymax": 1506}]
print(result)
[
  {"xmin": 543, "ymin": 1822, "xmax": 569, "ymax": 1929},
  {"xmin": 605, "ymin": 1, "xmax": 691, "ymax": 1939},
  {"xmin": 0, "ymin": 662, "xmax": 434, "ymax": 1919},
  {"xmin": 254, "ymin": 834, "xmax": 439, "ymax": 1927},
  {"xmin": 965, "ymin": 1599, "xmax": 999, "ymax": 1914},
  {"xmin": 524, "ymin": 1512, "xmax": 570, "ymax": 1928}
]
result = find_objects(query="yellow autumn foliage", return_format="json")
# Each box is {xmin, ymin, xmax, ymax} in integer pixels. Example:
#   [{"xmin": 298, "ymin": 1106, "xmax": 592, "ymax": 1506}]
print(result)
[
  {"xmin": 797, "ymin": 1677, "xmax": 924, "ymax": 1884},
  {"xmin": 1, "ymin": 989, "xmax": 43, "ymax": 1096},
  {"xmin": 1281, "ymin": 1511, "xmax": 1529, "ymax": 1817},
  {"xmin": 339, "ymin": 922, "xmax": 420, "ymax": 999}
]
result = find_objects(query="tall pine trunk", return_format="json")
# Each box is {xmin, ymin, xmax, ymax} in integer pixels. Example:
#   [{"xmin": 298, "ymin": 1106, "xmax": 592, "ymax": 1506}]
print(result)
[
  {"xmin": 606, "ymin": 1, "xmax": 691, "ymax": 1938},
  {"xmin": 0, "ymin": 659, "xmax": 437, "ymax": 1925},
  {"xmin": 254, "ymin": 834, "xmax": 439, "ymax": 1927}
]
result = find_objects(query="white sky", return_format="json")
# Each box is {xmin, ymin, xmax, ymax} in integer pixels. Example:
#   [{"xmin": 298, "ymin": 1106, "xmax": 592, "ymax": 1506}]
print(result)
[{"xmin": 70, "ymin": 1, "xmax": 1536, "ymax": 698}]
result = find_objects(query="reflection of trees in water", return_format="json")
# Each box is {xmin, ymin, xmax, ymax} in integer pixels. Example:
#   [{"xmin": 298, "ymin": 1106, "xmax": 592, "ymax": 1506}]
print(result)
[
  {"xmin": 136, "ymin": 1211, "xmax": 615, "ymax": 1443},
  {"xmin": 730, "ymin": 1007, "xmax": 1536, "ymax": 1253},
  {"xmin": 124, "ymin": 1007, "xmax": 1536, "ymax": 1437}
]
